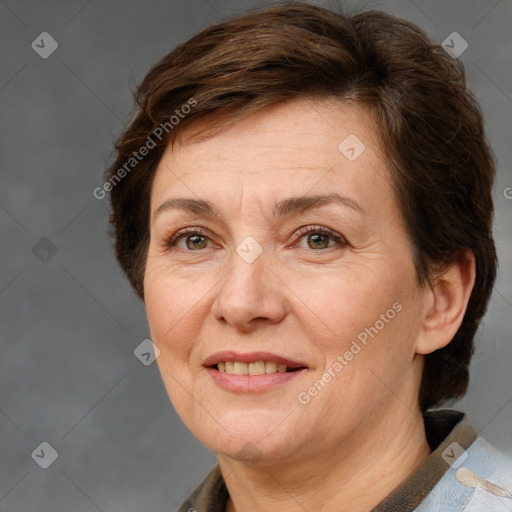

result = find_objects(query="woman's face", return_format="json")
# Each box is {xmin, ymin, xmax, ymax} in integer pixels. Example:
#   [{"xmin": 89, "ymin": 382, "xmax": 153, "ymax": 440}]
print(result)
[{"xmin": 144, "ymin": 97, "xmax": 430, "ymax": 465}]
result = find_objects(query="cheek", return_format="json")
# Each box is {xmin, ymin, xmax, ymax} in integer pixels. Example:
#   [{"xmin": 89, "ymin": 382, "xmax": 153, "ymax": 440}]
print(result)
[
  {"xmin": 145, "ymin": 256, "xmax": 209, "ymax": 324},
  {"xmin": 144, "ymin": 273, "xmax": 208, "ymax": 413},
  {"xmin": 290, "ymin": 268, "xmax": 398, "ymax": 337},
  {"xmin": 144, "ymin": 266, "xmax": 209, "ymax": 365},
  {"xmin": 289, "ymin": 261, "xmax": 419, "ymax": 372}
]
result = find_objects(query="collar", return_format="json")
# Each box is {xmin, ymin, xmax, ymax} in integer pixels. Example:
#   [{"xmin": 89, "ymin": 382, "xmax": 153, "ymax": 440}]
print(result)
[{"xmin": 371, "ymin": 409, "xmax": 478, "ymax": 511}]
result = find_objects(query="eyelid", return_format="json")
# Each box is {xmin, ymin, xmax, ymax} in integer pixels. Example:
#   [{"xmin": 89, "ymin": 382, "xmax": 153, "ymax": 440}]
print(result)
[
  {"xmin": 291, "ymin": 224, "xmax": 348, "ymax": 248},
  {"xmin": 166, "ymin": 226, "xmax": 212, "ymax": 247},
  {"xmin": 162, "ymin": 224, "xmax": 348, "ymax": 250}
]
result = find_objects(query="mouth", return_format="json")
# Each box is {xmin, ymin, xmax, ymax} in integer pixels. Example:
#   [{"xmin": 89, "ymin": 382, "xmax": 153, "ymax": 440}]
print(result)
[
  {"xmin": 213, "ymin": 361, "xmax": 305, "ymax": 375},
  {"xmin": 204, "ymin": 351, "xmax": 308, "ymax": 373},
  {"xmin": 203, "ymin": 352, "xmax": 308, "ymax": 392}
]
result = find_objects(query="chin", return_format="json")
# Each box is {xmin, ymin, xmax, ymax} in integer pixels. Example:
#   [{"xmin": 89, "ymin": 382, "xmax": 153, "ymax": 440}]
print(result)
[{"xmin": 189, "ymin": 409, "xmax": 303, "ymax": 462}]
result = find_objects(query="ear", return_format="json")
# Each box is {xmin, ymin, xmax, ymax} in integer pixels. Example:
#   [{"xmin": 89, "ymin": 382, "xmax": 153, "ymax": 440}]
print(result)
[{"xmin": 415, "ymin": 249, "xmax": 476, "ymax": 355}]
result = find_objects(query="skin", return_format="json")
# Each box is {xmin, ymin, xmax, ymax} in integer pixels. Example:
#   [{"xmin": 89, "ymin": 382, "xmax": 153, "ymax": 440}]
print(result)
[{"xmin": 144, "ymin": 97, "xmax": 475, "ymax": 511}]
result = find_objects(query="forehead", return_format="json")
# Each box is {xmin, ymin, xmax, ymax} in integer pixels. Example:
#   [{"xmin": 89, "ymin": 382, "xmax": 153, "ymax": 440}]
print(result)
[{"xmin": 150, "ymin": 97, "xmax": 392, "ymax": 215}]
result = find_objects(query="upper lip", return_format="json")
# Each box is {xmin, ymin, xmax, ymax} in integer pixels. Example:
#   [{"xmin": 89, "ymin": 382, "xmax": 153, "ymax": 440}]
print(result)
[{"xmin": 203, "ymin": 351, "xmax": 308, "ymax": 369}]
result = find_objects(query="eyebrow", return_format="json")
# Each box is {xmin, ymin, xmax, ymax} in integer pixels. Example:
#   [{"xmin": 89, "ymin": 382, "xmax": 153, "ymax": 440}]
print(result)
[{"xmin": 153, "ymin": 193, "xmax": 365, "ymax": 222}]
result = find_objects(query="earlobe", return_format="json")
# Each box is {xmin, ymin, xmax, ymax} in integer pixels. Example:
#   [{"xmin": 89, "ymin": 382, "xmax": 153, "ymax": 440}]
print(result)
[{"xmin": 415, "ymin": 249, "xmax": 476, "ymax": 355}]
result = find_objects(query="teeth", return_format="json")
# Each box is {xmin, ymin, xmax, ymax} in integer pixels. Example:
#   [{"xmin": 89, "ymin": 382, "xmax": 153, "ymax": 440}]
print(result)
[
  {"xmin": 233, "ymin": 361, "xmax": 249, "ymax": 375},
  {"xmin": 216, "ymin": 360, "xmax": 293, "ymax": 375},
  {"xmin": 248, "ymin": 361, "xmax": 266, "ymax": 375},
  {"xmin": 265, "ymin": 361, "xmax": 277, "ymax": 373}
]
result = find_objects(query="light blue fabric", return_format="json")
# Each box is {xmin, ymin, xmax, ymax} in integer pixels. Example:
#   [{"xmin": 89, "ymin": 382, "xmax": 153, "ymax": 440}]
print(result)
[{"xmin": 416, "ymin": 437, "xmax": 512, "ymax": 511}]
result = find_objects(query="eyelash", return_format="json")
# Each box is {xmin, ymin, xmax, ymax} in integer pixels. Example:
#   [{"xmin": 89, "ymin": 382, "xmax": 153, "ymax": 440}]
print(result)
[{"xmin": 165, "ymin": 225, "xmax": 347, "ymax": 251}]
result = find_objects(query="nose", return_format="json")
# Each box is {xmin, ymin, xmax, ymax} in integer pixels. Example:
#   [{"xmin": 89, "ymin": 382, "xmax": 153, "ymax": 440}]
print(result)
[{"xmin": 210, "ymin": 246, "xmax": 287, "ymax": 331}]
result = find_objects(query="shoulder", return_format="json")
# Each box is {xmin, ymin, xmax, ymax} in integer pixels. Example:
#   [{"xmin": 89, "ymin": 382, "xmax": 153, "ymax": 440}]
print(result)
[{"xmin": 416, "ymin": 435, "xmax": 512, "ymax": 511}]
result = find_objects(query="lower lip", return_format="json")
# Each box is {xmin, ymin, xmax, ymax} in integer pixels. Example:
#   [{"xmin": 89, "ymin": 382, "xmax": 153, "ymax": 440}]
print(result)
[{"xmin": 205, "ymin": 367, "xmax": 307, "ymax": 392}]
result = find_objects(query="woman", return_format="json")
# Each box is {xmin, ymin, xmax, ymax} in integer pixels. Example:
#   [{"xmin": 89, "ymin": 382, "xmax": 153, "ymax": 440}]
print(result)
[{"xmin": 105, "ymin": 3, "xmax": 512, "ymax": 510}]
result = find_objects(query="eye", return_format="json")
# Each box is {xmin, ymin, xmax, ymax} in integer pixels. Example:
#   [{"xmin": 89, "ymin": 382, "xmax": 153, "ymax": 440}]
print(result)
[
  {"xmin": 164, "ymin": 225, "xmax": 347, "ymax": 252},
  {"xmin": 293, "ymin": 225, "xmax": 347, "ymax": 250},
  {"xmin": 167, "ymin": 227, "xmax": 212, "ymax": 250}
]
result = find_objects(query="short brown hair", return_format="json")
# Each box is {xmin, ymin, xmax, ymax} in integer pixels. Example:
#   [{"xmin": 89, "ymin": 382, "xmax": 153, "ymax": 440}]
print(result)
[{"xmin": 106, "ymin": 2, "xmax": 497, "ymax": 411}]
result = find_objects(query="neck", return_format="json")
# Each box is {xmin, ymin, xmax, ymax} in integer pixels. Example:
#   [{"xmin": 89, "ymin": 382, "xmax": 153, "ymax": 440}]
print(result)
[{"xmin": 220, "ymin": 406, "xmax": 431, "ymax": 512}]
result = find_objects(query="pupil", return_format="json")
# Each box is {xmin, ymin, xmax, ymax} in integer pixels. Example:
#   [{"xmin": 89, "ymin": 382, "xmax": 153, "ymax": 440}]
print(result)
[
  {"xmin": 309, "ymin": 233, "xmax": 328, "ymax": 249},
  {"xmin": 187, "ymin": 235, "xmax": 206, "ymax": 250}
]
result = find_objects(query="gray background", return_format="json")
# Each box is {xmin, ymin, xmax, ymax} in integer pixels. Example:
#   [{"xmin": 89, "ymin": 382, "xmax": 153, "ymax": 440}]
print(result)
[{"xmin": 1, "ymin": 0, "xmax": 510, "ymax": 510}]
